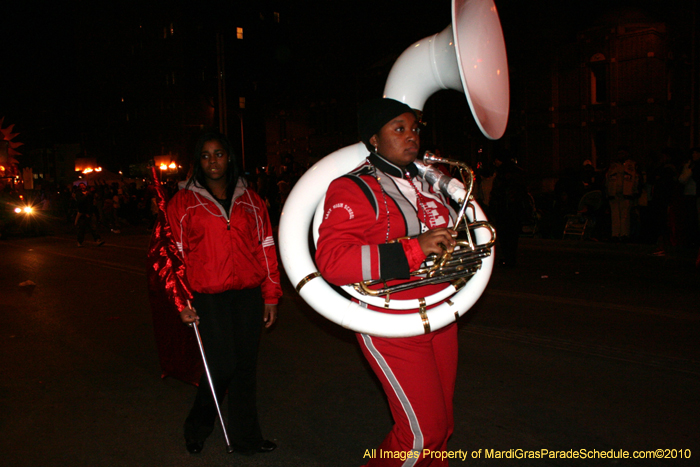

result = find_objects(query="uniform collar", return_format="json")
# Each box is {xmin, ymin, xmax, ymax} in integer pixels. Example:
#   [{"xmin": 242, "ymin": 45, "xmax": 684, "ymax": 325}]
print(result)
[
  {"xmin": 179, "ymin": 176, "xmax": 247, "ymax": 202},
  {"xmin": 368, "ymin": 152, "xmax": 418, "ymax": 179}
]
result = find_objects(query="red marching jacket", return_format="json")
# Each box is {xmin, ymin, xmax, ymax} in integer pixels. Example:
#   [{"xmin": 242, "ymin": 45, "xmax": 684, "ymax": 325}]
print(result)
[
  {"xmin": 167, "ymin": 177, "xmax": 282, "ymax": 308},
  {"xmin": 315, "ymin": 153, "xmax": 456, "ymax": 312}
]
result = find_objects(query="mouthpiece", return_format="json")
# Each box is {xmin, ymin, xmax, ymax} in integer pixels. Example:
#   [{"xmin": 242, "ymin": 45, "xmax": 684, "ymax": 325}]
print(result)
[{"xmin": 422, "ymin": 152, "xmax": 443, "ymax": 165}]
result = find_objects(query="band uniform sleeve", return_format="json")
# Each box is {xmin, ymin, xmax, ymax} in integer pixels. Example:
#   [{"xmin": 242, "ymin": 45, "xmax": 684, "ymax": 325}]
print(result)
[
  {"xmin": 250, "ymin": 190, "xmax": 283, "ymax": 305},
  {"xmin": 399, "ymin": 237, "xmax": 427, "ymax": 271},
  {"xmin": 315, "ymin": 177, "xmax": 411, "ymax": 286}
]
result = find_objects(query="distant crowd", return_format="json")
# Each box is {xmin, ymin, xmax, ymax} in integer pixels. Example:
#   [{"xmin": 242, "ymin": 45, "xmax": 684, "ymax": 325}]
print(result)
[
  {"xmin": 56, "ymin": 181, "xmax": 160, "ymax": 233},
  {"xmin": 5, "ymin": 146, "xmax": 700, "ymax": 264},
  {"xmin": 518, "ymin": 146, "xmax": 700, "ymax": 256}
]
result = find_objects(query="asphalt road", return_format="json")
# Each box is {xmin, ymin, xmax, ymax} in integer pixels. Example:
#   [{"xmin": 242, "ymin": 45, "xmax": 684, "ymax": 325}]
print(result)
[{"xmin": 1, "ymin": 217, "xmax": 699, "ymax": 467}]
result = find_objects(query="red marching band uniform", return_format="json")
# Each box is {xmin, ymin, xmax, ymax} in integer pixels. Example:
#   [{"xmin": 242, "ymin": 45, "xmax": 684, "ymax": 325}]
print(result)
[{"xmin": 316, "ymin": 153, "xmax": 460, "ymax": 467}]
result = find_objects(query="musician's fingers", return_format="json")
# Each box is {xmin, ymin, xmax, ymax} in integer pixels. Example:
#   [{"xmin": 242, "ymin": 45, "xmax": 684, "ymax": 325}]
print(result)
[
  {"xmin": 418, "ymin": 229, "xmax": 456, "ymax": 256},
  {"xmin": 434, "ymin": 230, "xmax": 456, "ymax": 252}
]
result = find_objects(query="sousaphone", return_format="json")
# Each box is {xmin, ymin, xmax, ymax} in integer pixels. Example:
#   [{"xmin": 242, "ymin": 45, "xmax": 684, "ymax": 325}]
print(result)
[{"xmin": 278, "ymin": 0, "xmax": 509, "ymax": 337}]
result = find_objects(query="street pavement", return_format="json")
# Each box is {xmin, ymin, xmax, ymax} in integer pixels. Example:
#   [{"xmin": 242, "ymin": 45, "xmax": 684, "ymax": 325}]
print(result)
[{"xmin": 1, "ymin": 216, "xmax": 699, "ymax": 467}]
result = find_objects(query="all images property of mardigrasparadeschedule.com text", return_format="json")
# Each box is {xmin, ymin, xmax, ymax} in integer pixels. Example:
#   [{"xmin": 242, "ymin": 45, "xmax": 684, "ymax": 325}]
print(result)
[{"xmin": 362, "ymin": 448, "xmax": 693, "ymax": 462}]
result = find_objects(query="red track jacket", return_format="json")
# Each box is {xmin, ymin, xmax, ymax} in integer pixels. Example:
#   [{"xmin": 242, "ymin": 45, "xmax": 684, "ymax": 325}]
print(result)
[{"xmin": 167, "ymin": 177, "xmax": 282, "ymax": 308}]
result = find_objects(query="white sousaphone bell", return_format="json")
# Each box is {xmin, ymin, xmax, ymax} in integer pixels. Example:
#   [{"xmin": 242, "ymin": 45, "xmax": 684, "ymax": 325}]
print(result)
[{"xmin": 278, "ymin": 0, "xmax": 510, "ymax": 337}]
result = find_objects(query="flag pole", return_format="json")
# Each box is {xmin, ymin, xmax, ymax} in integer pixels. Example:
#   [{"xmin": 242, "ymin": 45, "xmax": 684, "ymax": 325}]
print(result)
[{"xmin": 188, "ymin": 304, "xmax": 234, "ymax": 454}]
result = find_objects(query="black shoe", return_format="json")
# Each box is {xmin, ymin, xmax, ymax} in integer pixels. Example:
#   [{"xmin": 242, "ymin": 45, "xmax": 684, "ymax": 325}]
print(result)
[
  {"xmin": 186, "ymin": 439, "xmax": 204, "ymax": 454},
  {"xmin": 258, "ymin": 440, "xmax": 277, "ymax": 452},
  {"xmin": 233, "ymin": 440, "xmax": 277, "ymax": 455}
]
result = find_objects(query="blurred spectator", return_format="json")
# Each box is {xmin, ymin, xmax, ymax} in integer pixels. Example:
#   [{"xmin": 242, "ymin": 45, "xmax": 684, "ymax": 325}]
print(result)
[
  {"xmin": 102, "ymin": 187, "xmax": 120, "ymax": 233},
  {"xmin": 277, "ymin": 176, "xmax": 291, "ymax": 211},
  {"xmin": 553, "ymin": 168, "xmax": 586, "ymax": 237},
  {"xmin": 113, "ymin": 186, "xmax": 128, "ymax": 226},
  {"xmin": 255, "ymin": 166, "xmax": 269, "ymax": 198},
  {"xmin": 605, "ymin": 147, "xmax": 639, "ymax": 242},
  {"xmin": 75, "ymin": 183, "xmax": 104, "ymax": 247},
  {"xmin": 580, "ymin": 160, "xmax": 600, "ymax": 191},
  {"xmin": 647, "ymin": 149, "xmax": 679, "ymax": 256},
  {"xmin": 489, "ymin": 157, "xmax": 530, "ymax": 267},
  {"xmin": 474, "ymin": 162, "xmax": 496, "ymax": 217},
  {"xmin": 678, "ymin": 147, "xmax": 699, "ymax": 247}
]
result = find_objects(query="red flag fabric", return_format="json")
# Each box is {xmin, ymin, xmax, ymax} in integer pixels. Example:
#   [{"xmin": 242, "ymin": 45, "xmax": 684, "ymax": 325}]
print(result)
[{"xmin": 147, "ymin": 167, "xmax": 202, "ymax": 385}]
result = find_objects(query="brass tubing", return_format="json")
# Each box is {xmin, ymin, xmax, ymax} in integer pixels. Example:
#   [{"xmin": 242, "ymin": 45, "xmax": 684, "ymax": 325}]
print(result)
[
  {"xmin": 355, "ymin": 266, "xmax": 482, "ymax": 296},
  {"xmin": 350, "ymin": 155, "xmax": 497, "ymax": 300}
]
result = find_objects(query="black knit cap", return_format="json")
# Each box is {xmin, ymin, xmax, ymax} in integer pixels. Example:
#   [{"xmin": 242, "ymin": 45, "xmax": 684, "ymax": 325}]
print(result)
[{"xmin": 358, "ymin": 98, "xmax": 417, "ymax": 151}]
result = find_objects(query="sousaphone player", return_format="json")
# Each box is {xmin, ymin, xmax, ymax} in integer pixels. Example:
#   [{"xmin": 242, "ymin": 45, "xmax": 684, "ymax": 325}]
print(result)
[{"xmin": 316, "ymin": 98, "xmax": 461, "ymax": 465}]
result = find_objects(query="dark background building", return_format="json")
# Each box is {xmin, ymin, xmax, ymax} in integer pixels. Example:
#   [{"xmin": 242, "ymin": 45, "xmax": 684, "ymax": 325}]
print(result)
[
  {"xmin": 1, "ymin": 0, "xmax": 698, "ymax": 189},
  {"xmin": 516, "ymin": 6, "xmax": 698, "ymax": 182}
]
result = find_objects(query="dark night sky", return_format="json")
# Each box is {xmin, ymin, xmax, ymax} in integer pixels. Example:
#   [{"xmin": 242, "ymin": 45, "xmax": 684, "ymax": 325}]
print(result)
[{"xmin": 0, "ymin": 0, "xmax": 693, "ymax": 157}]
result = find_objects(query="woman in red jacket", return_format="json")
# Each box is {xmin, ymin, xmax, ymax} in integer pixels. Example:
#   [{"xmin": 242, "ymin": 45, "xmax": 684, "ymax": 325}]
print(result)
[
  {"xmin": 168, "ymin": 132, "xmax": 282, "ymax": 455},
  {"xmin": 315, "ymin": 98, "xmax": 459, "ymax": 466}
]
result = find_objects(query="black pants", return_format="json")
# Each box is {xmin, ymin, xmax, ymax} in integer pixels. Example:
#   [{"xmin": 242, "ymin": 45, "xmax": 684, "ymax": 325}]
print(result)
[
  {"xmin": 77, "ymin": 215, "xmax": 101, "ymax": 244},
  {"xmin": 184, "ymin": 287, "xmax": 264, "ymax": 450}
]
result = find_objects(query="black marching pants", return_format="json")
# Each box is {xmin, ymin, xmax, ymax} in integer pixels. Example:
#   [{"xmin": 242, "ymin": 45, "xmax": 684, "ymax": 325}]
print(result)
[
  {"xmin": 184, "ymin": 287, "xmax": 264, "ymax": 450},
  {"xmin": 77, "ymin": 215, "xmax": 102, "ymax": 244}
]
